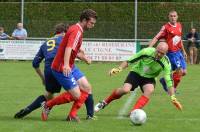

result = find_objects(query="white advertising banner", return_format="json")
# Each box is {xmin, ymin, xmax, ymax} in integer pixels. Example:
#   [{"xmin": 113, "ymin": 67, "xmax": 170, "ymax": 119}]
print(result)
[
  {"xmin": 0, "ymin": 40, "xmax": 44, "ymax": 60},
  {"xmin": 0, "ymin": 40, "xmax": 136, "ymax": 61},
  {"xmin": 82, "ymin": 41, "xmax": 136, "ymax": 61}
]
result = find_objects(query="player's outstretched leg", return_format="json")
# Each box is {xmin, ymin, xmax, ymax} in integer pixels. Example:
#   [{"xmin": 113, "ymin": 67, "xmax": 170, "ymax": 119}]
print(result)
[
  {"xmin": 14, "ymin": 95, "xmax": 46, "ymax": 119},
  {"xmin": 94, "ymin": 89, "xmax": 123, "ymax": 112},
  {"xmin": 14, "ymin": 108, "xmax": 31, "ymax": 119}
]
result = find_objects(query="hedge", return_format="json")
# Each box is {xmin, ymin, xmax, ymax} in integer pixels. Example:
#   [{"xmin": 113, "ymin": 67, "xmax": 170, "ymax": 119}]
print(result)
[{"xmin": 0, "ymin": 2, "xmax": 200, "ymax": 38}]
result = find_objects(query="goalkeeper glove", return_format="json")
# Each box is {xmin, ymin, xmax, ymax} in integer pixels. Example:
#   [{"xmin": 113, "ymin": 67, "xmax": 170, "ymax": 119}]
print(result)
[
  {"xmin": 171, "ymin": 95, "xmax": 183, "ymax": 111},
  {"xmin": 109, "ymin": 67, "xmax": 122, "ymax": 76}
]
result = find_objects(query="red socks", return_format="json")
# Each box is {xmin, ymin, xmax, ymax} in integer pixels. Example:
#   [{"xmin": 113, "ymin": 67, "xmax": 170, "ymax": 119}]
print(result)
[
  {"xmin": 132, "ymin": 95, "xmax": 149, "ymax": 111},
  {"xmin": 46, "ymin": 90, "xmax": 89, "ymax": 117},
  {"xmin": 105, "ymin": 89, "xmax": 122, "ymax": 104},
  {"xmin": 173, "ymin": 72, "xmax": 182, "ymax": 88},
  {"xmin": 46, "ymin": 92, "xmax": 74, "ymax": 108},
  {"xmin": 69, "ymin": 90, "xmax": 89, "ymax": 117}
]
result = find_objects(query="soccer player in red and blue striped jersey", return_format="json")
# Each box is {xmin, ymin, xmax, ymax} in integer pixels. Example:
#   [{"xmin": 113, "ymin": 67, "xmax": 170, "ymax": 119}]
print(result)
[
  {"xmin": 149, "ymin": 10, "xmax": 187, "ymax": 93},
  {"xmin": 14, "ymin": 22, "xmax": 95, "ymax": 120},
  {"xmin": 41, "ymin": 9, "xmax": 97, "ymax": 122}
]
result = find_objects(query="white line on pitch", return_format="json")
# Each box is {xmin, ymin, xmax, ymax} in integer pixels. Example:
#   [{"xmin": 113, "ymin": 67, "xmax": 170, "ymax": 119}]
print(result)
[
  {"xmin": 116, "ymin": 117, "xmax": 200, "ymax": 121},
  {"xmin": 117, "ymin": 88, "xmax": 138, "ymax": 119}
]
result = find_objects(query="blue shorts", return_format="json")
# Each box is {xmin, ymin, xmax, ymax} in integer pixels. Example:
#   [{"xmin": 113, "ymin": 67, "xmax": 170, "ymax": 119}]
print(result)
[
  {"xmin": 52, "ymin": 66, "xmax": 84, "ymax": 90},
  {"xmin": 167, "ymin": 50, "xmax": 187, "ymax": 71},
  {"xmin": 44, "ymin": 67, "xmax": 62, "ymax": 93}
]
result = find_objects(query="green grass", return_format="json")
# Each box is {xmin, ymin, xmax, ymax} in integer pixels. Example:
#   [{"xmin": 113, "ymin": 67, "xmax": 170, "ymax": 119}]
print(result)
[{"xmin": 0, "ymin": 61, "xmax": 200, "ymax": 132}]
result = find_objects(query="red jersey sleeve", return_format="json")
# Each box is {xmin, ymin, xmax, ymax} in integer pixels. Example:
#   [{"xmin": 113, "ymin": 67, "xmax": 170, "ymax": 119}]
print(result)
[
  {"xmin": 66, "ymin": 28, "xmax": 81, "ymax": 50},
  {"xmin": 155, "ymin": 25, "xmax": 167, "ymax": 40}
]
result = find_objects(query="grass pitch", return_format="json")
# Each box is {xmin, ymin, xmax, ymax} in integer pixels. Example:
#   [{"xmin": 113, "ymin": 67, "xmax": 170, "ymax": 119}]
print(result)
[{"xmin": 0, "ymin": 61, "xmax": 200, "ymax": 132}]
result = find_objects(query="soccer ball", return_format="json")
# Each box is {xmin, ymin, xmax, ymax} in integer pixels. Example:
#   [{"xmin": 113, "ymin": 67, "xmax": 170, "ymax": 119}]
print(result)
[{"xmin": 130, "ymin": 109, "xmax": 147, "ymax": 125}]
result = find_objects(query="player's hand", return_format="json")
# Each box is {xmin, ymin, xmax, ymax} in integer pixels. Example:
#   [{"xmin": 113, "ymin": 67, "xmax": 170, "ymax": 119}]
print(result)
[
  {"xmin": 86, "ymin": 58, "xmax": 92, "ymax": 65},
  {"xmin": 183, "ymin": 52, "xmax": 187, "ymax": 59},
  {"xmin": 63, "ymin": 65, "xmax": 71, "ymax": 77},
  {"xmin": 109, "ymin": 67, "xmax": 122, "ymax": 76},
  {"xmin": 171, "ymin": 95, "xmax": 183, "ymax": 111}
]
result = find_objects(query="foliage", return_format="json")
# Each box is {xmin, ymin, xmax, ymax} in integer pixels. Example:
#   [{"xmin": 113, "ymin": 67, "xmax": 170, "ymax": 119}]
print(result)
[{"xmin": 0, "ymin": 2, "xmax": 200, "ymax": 38}]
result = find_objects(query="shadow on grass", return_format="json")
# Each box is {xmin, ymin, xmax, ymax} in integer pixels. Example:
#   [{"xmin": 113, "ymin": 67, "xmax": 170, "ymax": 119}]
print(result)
[
  {"xmin": 0, "ymin": 113, "xmax": 130, "ymax": 123},
  {"xmin": 95, "ymin": 113, "xmax": 128, "ymax": 118},
  {"xmin": 0, "ymin": 115, "xmax": 68, "ymax": 122}
]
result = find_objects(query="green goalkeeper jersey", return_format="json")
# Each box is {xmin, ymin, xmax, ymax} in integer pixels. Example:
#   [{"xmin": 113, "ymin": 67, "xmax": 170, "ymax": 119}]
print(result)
[{"xmin": 127, "ymin": 47, "xmax": 173, "ymax": 88}]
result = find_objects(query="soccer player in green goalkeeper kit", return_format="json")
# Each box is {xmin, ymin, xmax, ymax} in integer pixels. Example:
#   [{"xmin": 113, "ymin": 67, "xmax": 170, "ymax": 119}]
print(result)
[{"xmin": 95, "ymin": 42, "xmax": 182, "ymax": 114}]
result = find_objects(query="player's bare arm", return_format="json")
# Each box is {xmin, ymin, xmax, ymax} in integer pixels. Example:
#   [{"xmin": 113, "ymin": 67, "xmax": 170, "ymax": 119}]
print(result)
[
  {"xmin": 119, "ymin": 61, "xmax": 129, "ymax": 69},
  {"xmin": 180, "ymin": 41, "xmax": 187, "ymax": 59},
  {"xmin": 35, "ymin": 67, "xmax": 45, "ymax": 85},
  {"xmin": 77, "ymin": 49, "xmax": 91, "ymax": 65},
  {"xmin": 149, "ymin": 37, "xmax": 158, "ymax": 47},
  {"xmin": 63, "ymin": 47, "xmax": 72, "ymax": 76}
]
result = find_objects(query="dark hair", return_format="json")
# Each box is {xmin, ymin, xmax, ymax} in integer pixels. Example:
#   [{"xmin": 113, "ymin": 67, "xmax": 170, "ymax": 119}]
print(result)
[
  {"xmin": 54, "ymin": 23, "xmax": 69, "ymax": 34},
  {"xmin": 80, "ymin": 9, "xmax": 97, "ymax": 22}
]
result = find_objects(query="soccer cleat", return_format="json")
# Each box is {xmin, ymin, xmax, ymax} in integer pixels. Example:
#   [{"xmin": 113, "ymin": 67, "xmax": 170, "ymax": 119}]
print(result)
[
  {"xmin": 41, "ymin": 101, "xmax": 50, "ymax": 121},
  {"xmin": 14, "ymin": 108, "xmax": 30, "ymax": 119},
  {"xmin": 94, "ymin": 101, "xmax": 107, "ymax": 112},
  {"xmin": 66, "ymin": 115, "xmax": 81, "ymax": 123},
  {"xmin": 86, "ymin": 115, "xmax": 97, "ymax": 120}
]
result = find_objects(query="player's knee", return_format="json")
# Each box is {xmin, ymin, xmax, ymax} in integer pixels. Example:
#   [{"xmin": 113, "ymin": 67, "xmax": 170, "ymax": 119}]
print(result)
[
  {"xmin": 182, "ymin": 70, "xmax": 187, "ymax": 76},
  {"xmin": 80, "ymin": 83, "xmax": 92, "ymax": 93},
  {"xmin": 182, "ymin": 72, "xmax": 186, "ymax": 76},
  {"xmin": 143, "ymin": 87, "xmax": 154, "ymax": 97},
  {"xmin": 44, "ymin": 92, "xmax": 54, "ymax": 100},
  {"xmin": 123, "ymin": 89, "xmax": 130, "ymax": 94},
  {"xmin": 86, "ymin": 83, "xmax": 92, "ymax": 93},
  {"xmin": 178, "ymin": 70, "xmax": 186, "ymax": 77},
  {"xmin": 73, "ymin": 94, "xmax": 81, "ymax": 101},
  {"xmin": 147, "ymin": 88, "xmax": 154, "ymax": 93},
  {"xmin": 120, "ymin": 83, "xmax": 132, "ymax": 95},
  {"xmin": 69, "ymin": 88, "xmax": 81, "ymax": 101},
  {"xmin": 118, "ymin": 87, "xmax": 130, "ymax": 95}
]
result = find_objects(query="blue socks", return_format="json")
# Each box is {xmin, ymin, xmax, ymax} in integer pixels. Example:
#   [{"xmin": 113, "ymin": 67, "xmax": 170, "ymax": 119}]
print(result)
[
  {"xmin": 26, "ymin": 95, "xmax": 46, "ymax": 113},
  {"xmin": 85, "ymin": 94, "xmax": 94, "ymax": 117}
]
